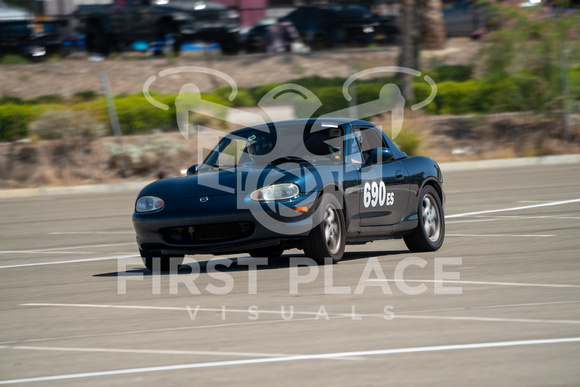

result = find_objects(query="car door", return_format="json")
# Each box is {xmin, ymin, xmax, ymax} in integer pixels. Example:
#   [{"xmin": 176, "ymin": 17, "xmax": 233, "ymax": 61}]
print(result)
[{"xmin": 355, "ymin": 127, "xmax": 409, "ymax": 227}]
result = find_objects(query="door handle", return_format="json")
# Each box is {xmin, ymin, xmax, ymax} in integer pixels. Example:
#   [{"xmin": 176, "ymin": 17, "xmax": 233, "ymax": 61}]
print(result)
[{"xmin": 395, "ymin": 170, "xmax": 404, "ymax": 181}]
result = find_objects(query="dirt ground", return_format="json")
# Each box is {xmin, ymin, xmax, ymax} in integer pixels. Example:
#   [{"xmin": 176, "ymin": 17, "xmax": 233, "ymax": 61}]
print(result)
[{"xmin": 0, "ymin": 39, "xmax": 481, "ymax": 99}]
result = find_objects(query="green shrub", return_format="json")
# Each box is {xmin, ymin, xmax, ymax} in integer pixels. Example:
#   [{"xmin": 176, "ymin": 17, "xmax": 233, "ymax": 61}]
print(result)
[
  {"xmin": 291, "ymin": 76, "xmax": 345, "ymax": 89},
  {"xmin": 114, "ymin": 95, "xmax": 174, "ymax": 134},
  {"xmin": 214, "ymin": 86, "xmax": 256, "ymax": 107},
  {"xmin": 310, "ymin": 86, "xmax": 349, "ymax": 116},
  {"xmin": 250, "ymin": 83, "xmax": 282, "ymax": 102},
  {"xmin": 28, "ymin": 110, "xmax": 106, "ymax": 144},
  {"xmin": 431, "ymin": 65, "xmax": 474, "ymax": 82},
  {"xmin": 73, "ymin": 90, "xmax": 99, "ymax": 102},
  {"xmin": 0, "ymin": 55, "xmax": 29, "ymax": 65},
  {"xmin": 24, "ymin": 95, "xmax": 65, "ymax": 105},
  {"xmin": 0, "ymin": 104, "xmax": 43, "ymax": 141},
  {"xmin": 0, "ymin": 96, "xmax": 24, "ymax": 105},
  {"xmin": 413, "ymin": 82, "xmax": 438, "ymax": 114},
  {"xmin": 74, "ymin": 94, "xmax": 175, "ymax": 135},
  {"xmin": 393, "ymin": 126, "xmax": 423, "ymax": 156}
]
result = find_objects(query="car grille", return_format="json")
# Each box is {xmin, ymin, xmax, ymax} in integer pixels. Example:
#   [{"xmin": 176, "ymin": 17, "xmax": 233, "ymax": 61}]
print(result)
[{"xmin": 161, "ymin": 222, "xmax": 255, "ymax": 245}]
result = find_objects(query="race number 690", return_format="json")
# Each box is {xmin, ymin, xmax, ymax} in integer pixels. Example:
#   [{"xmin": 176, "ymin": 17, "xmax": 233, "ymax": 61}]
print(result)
[{"xmin": 364, "ymin": 181, "xmax": 394, "ymax": 208}]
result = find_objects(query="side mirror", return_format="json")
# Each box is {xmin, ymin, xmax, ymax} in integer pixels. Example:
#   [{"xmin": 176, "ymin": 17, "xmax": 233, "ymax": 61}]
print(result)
[
  {"xmin": 365, "ymin": 148, "xmax": 394, "ymax": 166},
  {"xmin": 186, "ymin": 164, "xmax": 199, "ymax": 176}
]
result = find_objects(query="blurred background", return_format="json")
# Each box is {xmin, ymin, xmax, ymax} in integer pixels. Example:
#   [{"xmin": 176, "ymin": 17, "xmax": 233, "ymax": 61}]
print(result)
[{"xmin": 0, "ymin": 0, "xmax": 579, "ymax": 188}]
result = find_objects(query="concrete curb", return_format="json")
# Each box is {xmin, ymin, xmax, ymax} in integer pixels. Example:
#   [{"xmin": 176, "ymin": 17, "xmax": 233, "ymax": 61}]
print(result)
[
  {"xmin": 1, "ymin": 154, "xmax": 578, "ymax": 199},
  {"xmin": 0, "ymin": 181, "xmax": 153, "ymax": 199},
  {"xmin": 439, "ymin": 154, "xmax": 580, "ymax": 172}
]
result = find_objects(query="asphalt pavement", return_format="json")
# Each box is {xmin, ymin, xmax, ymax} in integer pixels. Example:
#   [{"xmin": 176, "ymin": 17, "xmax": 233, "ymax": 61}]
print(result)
[{"xmin": 1, "ymin": 162, "xmax": 579, "ymax": 386}]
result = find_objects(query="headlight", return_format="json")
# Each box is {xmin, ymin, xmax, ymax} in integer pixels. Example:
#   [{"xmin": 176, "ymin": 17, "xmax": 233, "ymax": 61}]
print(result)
[
  {"xmin": 136, "ymin": 196, "xmax": 165, "ymax": 213},
  {"xmin": 250, "ymin": 183, "xmax": 299, "ymax": 201}
]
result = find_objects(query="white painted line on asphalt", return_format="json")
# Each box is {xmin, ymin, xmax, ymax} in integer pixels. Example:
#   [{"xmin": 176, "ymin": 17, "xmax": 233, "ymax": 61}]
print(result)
[
  {"xmin": 517, "ymin": 200, "xmax": 559, "ymax": 203},
  {"xmin": 4, "ymin": 345, "xmax": 292, "ymax": 358},
  {"xmin": 0, "ymin": 243, "xmax": 135, "ymax": 255},
  {"xmin": 0, "ymin": 316, "xmax": 339, "ymax": 347},
  {"xmin": 476, "ymin": 215, "xmax": 580, "ymax": 220},
  {"xmin": 446, "ymin": 234, "xmax": 554, "ymax": 237},
  {"xmin": 0, "ymin": 251, "xmax": 95, "ymax": 255},
  {"xmin": 446, "ymin": 198, "xmax": 580, "ymax": 218},
  {"xmin": 1, "ymin": 337, "xmax": 579, "ymax": 384},
  {"xmin": 49, "ymin": 232, "xmax": 134, "ymax": 235},
  {"xmin": 395, "ymin": 315, "xmax": 580, "ymax": 325},
  {"xmin": 0, "ymin": 255, "xmax": 139, "ymax": 269},
  {"xmin": 369, "ymin": 279, "xmax": 580, "ymax": 288},
  {"xmin": 445, "ymin": 219, "xmax": 498, "ymax": 224},
  {"xmin": 399, "ymin": 300, "xmax": 580, "ymax": 314},
  {"xmin": 20, "ymin": 303, "xmax": 350, "ymax": 317},
  {"xmin": 21, "ymin": 302, "xmax": 580, "ymax": 325}
]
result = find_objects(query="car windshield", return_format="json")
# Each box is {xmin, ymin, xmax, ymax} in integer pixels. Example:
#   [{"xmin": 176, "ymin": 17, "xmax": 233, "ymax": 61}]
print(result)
[
  {"xmin": 329, "ymin": 6, "xmax": 373, "ymax": 19},
  {"xmin": 201, "ymin": 122, "xmax": 345, "ymax": 170}
]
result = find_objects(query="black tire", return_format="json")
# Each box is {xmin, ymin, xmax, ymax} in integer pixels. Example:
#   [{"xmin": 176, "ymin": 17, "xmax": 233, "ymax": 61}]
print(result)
[
  {"xmin": 157, "ymin": 20, "xmax": 182, "ymax": 56},
  {"xmin": 310, "ymin": 33, "xmax": 332, "ymax": 51},
  {"xmin": 220, "ymin": 34, "xmax": 240, "ymax": 55},
  {"xmin": 404, "ymin": 185, "xmax": 445, "ymax": 252},
  {"xmin": 249, "ymin": 246, "xmax": 284, "ymax": 259},
  {"xmin": 303, "ymin": 194, "xmax": 345, "ymax": 265},
  {"xmin": 85, "ymin": 21, "xmax": 110, "ymax": 56},
  {"xmin": 140, "ymin": 249, "xmax": 184, "ymax": 272}
]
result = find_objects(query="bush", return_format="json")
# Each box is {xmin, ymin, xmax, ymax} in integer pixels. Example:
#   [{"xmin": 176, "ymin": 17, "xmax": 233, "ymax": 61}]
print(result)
[
  {"xmin": 0, "ymin": 55, "xmax": 29, "ymax": 65},
  {"xmin": 430, "ymin": 65, "xmax": 474, "ymax": 83},
  {"xmin": 250, "ymin": 83, "xmax": 282, "ymax": 102},
  {"xmin": 25, "ymin": 95, "xmax": 65, "ymax": 105},
  {"xmin": 73, "ymin": 91, "xmax": 99, "ymax": 102},
  {"xmin": 74, "ymin": 94, "xmax": 176, "ymax": 135},
  {"xmin": 28, "ymin": 110, "xmax": 106, "ymax": 145},
  {"xmin": 0, "ymin": 104, "xmax": 43, "ymax": 141},
  {"xmin": 214, "ymin": 86, "xmax": 256, "ymax": 107},
  {"xmin": 0, "ymin": 96, "xmax": 24, "ymax": 105},
  {"xmin": 310, "ymin": 86, "xmax": 349, "ymax": 116},
  {"xmin": 114, "ymin": 95, "xmax": 174, "ymax": 134}
]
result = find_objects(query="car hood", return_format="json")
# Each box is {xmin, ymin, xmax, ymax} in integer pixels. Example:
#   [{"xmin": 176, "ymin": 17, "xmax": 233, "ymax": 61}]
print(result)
[
  {"xmin": 0, "ymin": 4, "xmax": 32, "ymax": 22},
  {"xmin": 137, "ymin": 164, "xmax": 331, "ymax": 201}
]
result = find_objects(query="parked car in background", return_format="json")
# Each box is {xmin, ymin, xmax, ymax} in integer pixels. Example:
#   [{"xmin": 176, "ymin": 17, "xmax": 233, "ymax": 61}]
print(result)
[
  {"xmin": 279, "ymin": 5, "xmax": 399, "ymax": 50},
  {"xmin": 0, "ymin": 1, "xmax": 61, "ymax": 57},
  {"xmin": 442, "ymin": 0, "xmax": 487, "ymax": 38},
  {"xmin": 245, "ymin": 19, "xmax": 305, "ymax": 54},
  {"xmin": 76, "ymin": 0, "xmax": 240, "ymax": 56}
]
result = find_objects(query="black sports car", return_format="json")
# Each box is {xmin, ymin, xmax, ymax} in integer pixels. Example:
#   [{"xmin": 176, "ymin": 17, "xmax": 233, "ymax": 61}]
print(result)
[
  {"xmin": 132, "ymin": 118, "xmax": 445, "ymax": 271},
  {"xmin": 279, "ymin": 5, "xmax": 399, "ymax": 49}
]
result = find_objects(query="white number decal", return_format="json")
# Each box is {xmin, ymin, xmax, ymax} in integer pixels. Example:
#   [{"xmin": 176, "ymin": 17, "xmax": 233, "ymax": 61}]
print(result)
[
  {"xmin": 364, "ymin": 183, "xmax": 371, "ymax": 208},
  {"xmin": 387, "ymin": 192, "xmax": 394, "ymax": 206},
  {"xmin": 363, "ymin": 181, "xmax": 394, "ymax": 208},
  {"xmin": 371, "ymin": 182, "xmax": 378, "ymax": 207},
  {"xmin": 378, "ymin": 181, "xmax": 386, "ymax": 206}
]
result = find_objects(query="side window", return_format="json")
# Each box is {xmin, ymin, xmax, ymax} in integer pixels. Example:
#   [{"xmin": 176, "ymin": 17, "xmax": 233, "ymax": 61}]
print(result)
[
  {"xmin": 359, "ymin": 127, "xmax": 385, "ymax": 152},
  {"xmin": 347, "ymin": 129, "xmax": 363, "ymax": 165}
]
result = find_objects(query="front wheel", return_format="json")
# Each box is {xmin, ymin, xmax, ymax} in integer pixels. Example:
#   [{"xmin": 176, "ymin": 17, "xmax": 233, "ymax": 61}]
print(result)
[
  {"xmin": 404, "ymin": 186, "xmax": 445, "ymax": 252},
  {"xmin": 303, "ymin": 194, "xmax": 345, "ymax": 264},
  {"xmin": 140, "ymin": 249, "xmax": 184, "ymax": 272}
]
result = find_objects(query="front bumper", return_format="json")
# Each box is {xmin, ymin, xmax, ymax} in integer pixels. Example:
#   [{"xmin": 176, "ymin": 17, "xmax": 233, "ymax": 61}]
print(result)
[{"xmin": 133, "ymin": 193, "xmax": 317, "ymax": 256}]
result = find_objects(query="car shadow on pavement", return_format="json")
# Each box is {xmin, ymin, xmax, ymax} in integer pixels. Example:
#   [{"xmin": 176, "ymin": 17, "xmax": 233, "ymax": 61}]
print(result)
[{"xmin": 94, "ymin": 250, "xmax": 410, "ymax": 277}]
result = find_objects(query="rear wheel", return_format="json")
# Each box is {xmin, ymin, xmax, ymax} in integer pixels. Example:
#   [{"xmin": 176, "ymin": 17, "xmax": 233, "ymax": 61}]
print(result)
[
  {"xmin": 85, "ymin": 21, "xmax": 110, "ymax": 56},
  {"xmin": 404, "ymin": 185, "xmax": 445, "ymax": 252},
  {"xmin": 303, "ymin": 194, "xmax": 345, "ymax": 264},
  {"xmin": 140, "ymin": 249, "xmax": 184, "ymax": 272}
]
